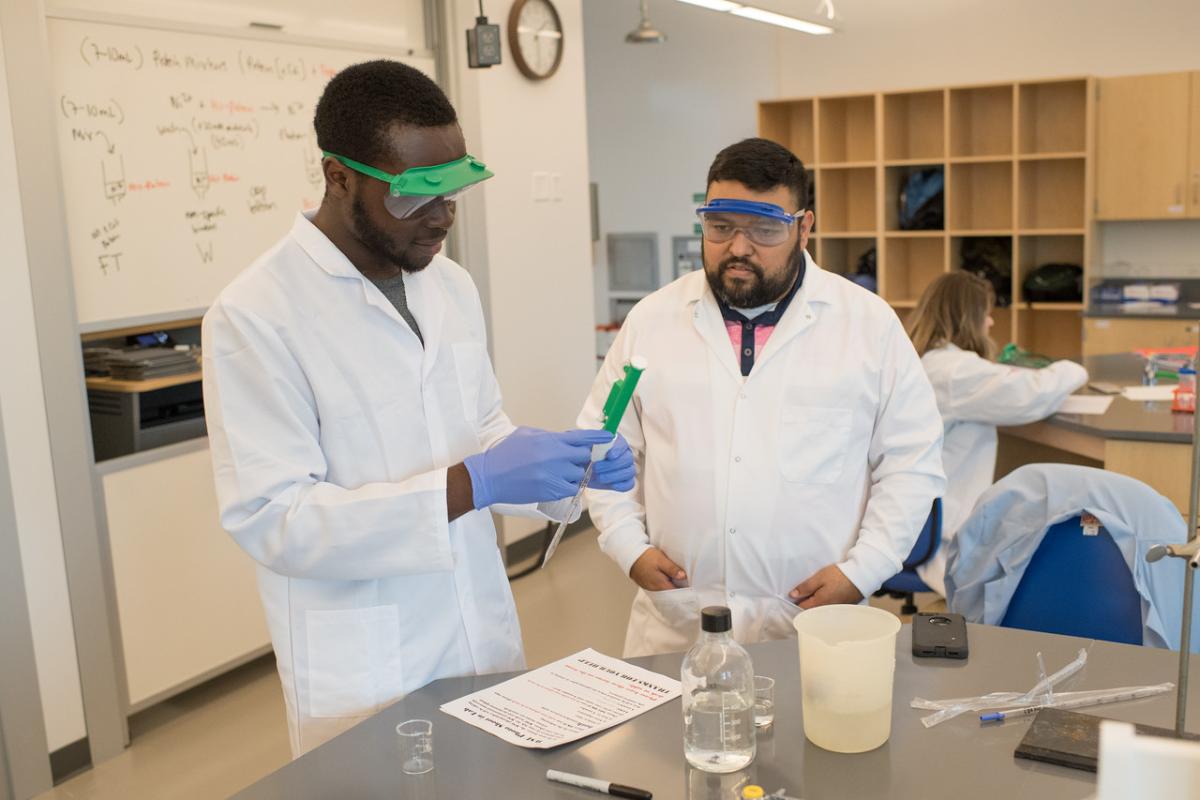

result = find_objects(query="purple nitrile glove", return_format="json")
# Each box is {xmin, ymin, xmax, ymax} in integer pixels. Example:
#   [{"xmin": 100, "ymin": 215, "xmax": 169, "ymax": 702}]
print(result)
[
  {"xmin": 463, "ymin": 427, "xmax": 615, "ymax": 509},
  {"xmin": 589, "ymin": 433, "xmax": 635, "ymax": 492}
]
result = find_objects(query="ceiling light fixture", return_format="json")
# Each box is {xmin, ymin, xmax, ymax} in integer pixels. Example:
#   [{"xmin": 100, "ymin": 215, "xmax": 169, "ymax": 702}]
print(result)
[
  {"xmin": 675, "ymin": 0, "xmax": 836, "ymax": 35},
  {"xmin": 626, "ymin": 0, "xmax": 667, "ymax": 43}
]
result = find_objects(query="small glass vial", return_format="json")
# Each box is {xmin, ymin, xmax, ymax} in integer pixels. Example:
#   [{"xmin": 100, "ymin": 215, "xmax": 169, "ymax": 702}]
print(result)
[
  {"xmin": 1173, "ymin": 364, "xmax": 1196, "ymax": 414},
  {"xmin": 682, "ymin": 606, "xmax": 756, "ymax": 773},
  {"xmin": 1179, "ymin": 364, "xmax": 1197, "ymax": 394}
]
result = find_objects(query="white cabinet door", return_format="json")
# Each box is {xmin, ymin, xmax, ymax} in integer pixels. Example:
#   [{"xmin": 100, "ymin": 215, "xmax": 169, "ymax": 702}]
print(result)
[{"xmin": 102, "ymin": 442, "xmax": 270, "ymax": 708}]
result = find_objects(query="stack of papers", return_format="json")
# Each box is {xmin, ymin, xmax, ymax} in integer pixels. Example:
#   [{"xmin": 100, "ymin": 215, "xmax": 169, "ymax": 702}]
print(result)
[
  {"xmin": 1056, "ymin": 395, "xmax": 1114, "ymax": 415},
  {"xmin": 104, "ymin": 347, "xmax": 199, "ymax": 381},
  {"xmin": 1121, "ymin": 386, "xmax": 1177, "ymax": 402},
  {"xmin": 82, "ymin": 347, "xmax": 123, "ymax": 376},
  {"xmin": 440, "ymin": 648, "xmax": 680, "ymax": 749}
]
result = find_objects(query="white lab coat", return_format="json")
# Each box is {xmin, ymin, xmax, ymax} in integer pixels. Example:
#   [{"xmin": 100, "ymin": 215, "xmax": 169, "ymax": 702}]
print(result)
[
  {"xmin": 580, "ymin": 259, "xmax": 946, "ymax": 657},
  {"xmin": 916, "ymin": 345, "xmax": 1088, "ymax": 596},
  {"xmin": 203, "ymin": 212, "xmax": 569, "ymax": 756}
]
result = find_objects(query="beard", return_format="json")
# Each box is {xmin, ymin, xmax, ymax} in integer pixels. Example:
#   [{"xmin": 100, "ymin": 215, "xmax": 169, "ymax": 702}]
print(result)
[
  {"xmin": 704, "ymin": 238, "xmax": 805, "ymax": 308},
  {"xmin": 350, "ymin": 193, "xmax": 424, "ymax": 273}
]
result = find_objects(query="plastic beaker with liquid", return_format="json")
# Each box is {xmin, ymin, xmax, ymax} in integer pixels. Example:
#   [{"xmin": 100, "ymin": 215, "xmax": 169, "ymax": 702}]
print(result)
[{"xmin": 793, "ymin": 605, "xmax": 901, "ymax": 753}]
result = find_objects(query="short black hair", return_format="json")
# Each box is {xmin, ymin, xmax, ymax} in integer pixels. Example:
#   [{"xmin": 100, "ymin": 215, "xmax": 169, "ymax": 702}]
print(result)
[
  {"xmin": 706, "ymin": 138, "xmax": 810, "ymax": 210},
  {"xmin": 314, "ymin": 60, "xmax": 458, "ymax": 165}
]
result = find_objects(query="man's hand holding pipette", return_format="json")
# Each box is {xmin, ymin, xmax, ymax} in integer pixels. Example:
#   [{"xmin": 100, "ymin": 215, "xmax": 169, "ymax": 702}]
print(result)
[{"xmin": 463, "ymin": 428, "xmax": 633, "ymax": 509}]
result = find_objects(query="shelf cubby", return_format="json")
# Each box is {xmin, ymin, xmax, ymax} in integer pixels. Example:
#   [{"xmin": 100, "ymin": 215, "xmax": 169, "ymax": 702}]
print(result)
[
  {"xmin": 885, "ymin": 164, "xmax": 944, "ymax": 231},
  {"xmin": 948, "ymin": 161, "xmax": 1014, "ymax": 231},
  {"xmin": 805, "ymin": 169, "xmax": 817, "ymax": 226},
  {"xmin": 1018, "ymin": 79, "xmax": 1088, "ymax": 155},
  {"xmin": 1018, "ymin": 308, "xmax": 1083, "ymax": 361},
  {"xmin": 1018, "ymin": 158, "xmax": 1086, "ymax": 230},
  {"xmin": 817, "ymin": 95, "xmax": 876, "ymax": 164},
  {"xmin": 883, "ymin": 90, "xmax": 945, "ymax": 161},
  {"xmin": 950, "ymin": 85, "xmax": 1014, "ymax": 157},
  {"xmin": 820, "ymin": 236, "xmax": 876, "ymax": 277},
  {"xmin": 890, "ymin": 304, "xmax": 917, "ymax": 329},
  {"xmin": 760, "ymin": 77, "xmax": 1090, "ymax": 357},
  {"xmin": 817, "ymin": 166, "xmax": 876, "ymax": 233},
  {"xmin": 759, "ymin": 99, "xmax": 816, "ymax": 164},
  {"xmin": 883, "ymin": 235, "xmax": 946, "ymax": 304},
  {"xmin": 1016, "ymin": 235, "xmax": 1085, "ymax": 303},
  {"xmin": 991, "ymin": 309, "xmax": 1014, "ymax": 348},
  {"xmin": 953, "ymin": 235, "xmax": 1014, "ymax": 306}
]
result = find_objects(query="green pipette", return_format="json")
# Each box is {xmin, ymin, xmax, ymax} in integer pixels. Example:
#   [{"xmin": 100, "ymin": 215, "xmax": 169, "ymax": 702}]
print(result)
[{"xmin": 541, "ymin": 356, "xmax": 647, "ymax": 567}]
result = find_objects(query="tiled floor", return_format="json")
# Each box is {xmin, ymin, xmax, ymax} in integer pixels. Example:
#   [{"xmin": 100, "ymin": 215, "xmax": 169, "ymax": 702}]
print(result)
[{"xmin": 38, "ymin": 531, "xmax": 937, "ymax": 799}]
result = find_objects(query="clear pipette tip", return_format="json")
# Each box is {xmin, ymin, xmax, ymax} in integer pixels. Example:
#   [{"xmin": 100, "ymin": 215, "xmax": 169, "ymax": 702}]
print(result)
[{"xmin": 541, "ymin": 463, "xmax": 593, "ymax": 567}]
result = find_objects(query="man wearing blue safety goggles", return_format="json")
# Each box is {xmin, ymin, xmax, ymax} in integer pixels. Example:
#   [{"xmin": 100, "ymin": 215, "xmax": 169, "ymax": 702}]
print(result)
[
  {"xmin": 202, "ymin": 60, "xmax": 634, "ymax": 756},
  {"xmin": 581, "ymin": 138, "xmax": 946, "ymax": 657}
]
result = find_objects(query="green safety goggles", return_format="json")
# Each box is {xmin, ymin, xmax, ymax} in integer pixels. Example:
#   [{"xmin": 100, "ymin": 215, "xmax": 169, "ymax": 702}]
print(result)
[{"xmin": 322, "ymin": 151, "xmax": 494, "ymax": 219}]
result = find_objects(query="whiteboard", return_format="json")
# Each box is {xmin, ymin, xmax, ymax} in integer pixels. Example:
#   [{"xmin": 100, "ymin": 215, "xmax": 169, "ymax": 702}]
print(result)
[{"xmin": 48, "ymin": 16, "xmax": 435, "ymax": 328}]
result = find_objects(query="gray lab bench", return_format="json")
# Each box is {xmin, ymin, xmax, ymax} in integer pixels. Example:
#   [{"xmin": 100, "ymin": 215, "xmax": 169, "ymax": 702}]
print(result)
[
  {"xmin": 233, "ymin": 623, "xmax": 1200, "ymax": 800},
  {"xmin": 1000, "ymin": 353, "xmax": 1194, "ymax": 515}
]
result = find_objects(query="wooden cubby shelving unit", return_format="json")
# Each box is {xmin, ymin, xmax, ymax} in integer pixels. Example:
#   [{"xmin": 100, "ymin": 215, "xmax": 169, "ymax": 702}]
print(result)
[{"xmin": 759, "ymin": 77, "xmax": 1095, "ymax": 360}]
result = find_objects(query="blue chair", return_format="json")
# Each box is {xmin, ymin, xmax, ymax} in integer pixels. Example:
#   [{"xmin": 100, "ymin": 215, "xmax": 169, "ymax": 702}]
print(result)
[
  {"xmin": 875, "ymin": 499, "xmax": 941, "ymax": 615},
  {"xmin": 1000, "ymin": 515, "xmax": 1143, "ymax": 645}
]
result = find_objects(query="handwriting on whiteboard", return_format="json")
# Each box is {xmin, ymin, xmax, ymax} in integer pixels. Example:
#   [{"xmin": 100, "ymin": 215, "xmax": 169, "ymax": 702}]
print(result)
[{"xmin": 50, "ymin": 16, "xmax": 431, "ymax": 321}]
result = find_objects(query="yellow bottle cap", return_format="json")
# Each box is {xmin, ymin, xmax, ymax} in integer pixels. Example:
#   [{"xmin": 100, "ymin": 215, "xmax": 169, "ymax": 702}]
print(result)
[{"xmin": 741, "ymin": 787, "xmax": 765, "ymax": 800}]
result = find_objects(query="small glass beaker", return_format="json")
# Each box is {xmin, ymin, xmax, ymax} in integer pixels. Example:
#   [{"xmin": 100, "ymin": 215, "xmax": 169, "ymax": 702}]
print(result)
[
  {"xmin": 396, "ymin": 719, "xmax": 434, "ymax": 775},
  {"xmin": 753, "ymin": 676, "xmax": 775, "ymax": 728}
]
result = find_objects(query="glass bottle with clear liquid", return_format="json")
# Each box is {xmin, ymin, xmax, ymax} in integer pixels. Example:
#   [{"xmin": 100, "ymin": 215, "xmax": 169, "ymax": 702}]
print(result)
[{"xmin": 682, "ymin": 606, "xmax": 756, "ymax": 773}]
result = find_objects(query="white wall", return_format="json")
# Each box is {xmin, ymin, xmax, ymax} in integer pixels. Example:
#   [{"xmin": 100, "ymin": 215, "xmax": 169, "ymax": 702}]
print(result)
[
  {"xmin": 771, "ymin": 0, "xmax": 1200, "ymax": 278},
  {"xmin": 447, "ymin": 0, "xmax": 599, "ymax": 544},
  {"xmin": 582, "ymin": 0, "xmax": 779, "ymax": 323},
  {"xmin": 0, "ymin": 33, "xmax": 86, "ymax": 752},
  {"xmin": 586, "ymin": 1, "xmax": 1200, "ymax": 295},
  {"xmin": 774, "ymin": 0, "xmax": 1200, "ymax": 97},
  {"xmin": 1097, "ymin": 221, "xmax": 1200, "ymax": 279}
]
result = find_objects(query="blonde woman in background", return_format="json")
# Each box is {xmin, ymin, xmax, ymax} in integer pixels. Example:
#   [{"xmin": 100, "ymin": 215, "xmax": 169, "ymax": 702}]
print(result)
[{"xmin": 908, "ymin": 271, "xmax": 1088, "ymax": 596}]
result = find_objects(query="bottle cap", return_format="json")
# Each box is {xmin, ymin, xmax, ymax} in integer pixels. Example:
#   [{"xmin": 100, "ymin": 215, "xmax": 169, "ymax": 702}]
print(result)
[
  {"xmin": 741, "ymin": 787, "xmax": 765, "ymax": 799},
  {"xmin": 701, "ymin": 606, "xmax": 732, "ymax": 633}
]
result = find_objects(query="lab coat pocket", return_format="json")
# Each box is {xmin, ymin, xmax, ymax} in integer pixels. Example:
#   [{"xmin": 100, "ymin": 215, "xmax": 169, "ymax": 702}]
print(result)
[
  {"xmin": 739, "ymin": 596, "xmax": 803, "ymax": 642},
  {"xmin": 305, "ymin": 605, "xmax": 401, "ymax": 719},
  {"xmin": 645, "ymin": 586, "xmax": 699, "ymax": 630},
  {"xmin": 778, "ymin": 406, "xmax": 852, "ymax": 484},
  {"xmin": 453, "ymin": 342, "xmax": 489, "ymax": 424},
  {"xmin": 764, "ymin": 596, "xmax": 803, "ymax": 641}
]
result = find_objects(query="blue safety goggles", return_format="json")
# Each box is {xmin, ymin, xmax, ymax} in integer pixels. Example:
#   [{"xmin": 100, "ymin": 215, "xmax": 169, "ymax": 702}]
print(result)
[{"xmin": 696, "ymin": 198, "xmax": 806, "ymax": 246}]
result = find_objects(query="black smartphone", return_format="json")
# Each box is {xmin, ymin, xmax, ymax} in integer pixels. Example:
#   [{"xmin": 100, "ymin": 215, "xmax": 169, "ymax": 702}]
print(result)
[{"xmin": 912, "ymin": 612, "xmax": 968, "ymax": 659}]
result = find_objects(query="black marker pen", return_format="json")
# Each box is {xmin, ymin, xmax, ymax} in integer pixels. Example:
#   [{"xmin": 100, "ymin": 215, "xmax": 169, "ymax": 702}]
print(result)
[{"xmin": 547, "ymin": 769, "xmax": 653, "ymax": 800}]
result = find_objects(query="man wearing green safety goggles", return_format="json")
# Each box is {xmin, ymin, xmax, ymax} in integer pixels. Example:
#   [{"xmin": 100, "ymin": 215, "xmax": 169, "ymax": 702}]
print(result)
[
  {"xmin": 321, "ymin": 150, "xmax": 493, "ymax": 221},
  {"xmin": 202, "ymin": 59, "xmax": 634, "ymax": 757}
]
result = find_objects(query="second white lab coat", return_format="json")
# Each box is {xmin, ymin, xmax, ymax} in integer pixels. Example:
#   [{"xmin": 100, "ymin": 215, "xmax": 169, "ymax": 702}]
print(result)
[
  {"xmin": 203, "ymin": 212, "xmax": 569, "ymax": 756},
  {"xmin": 916, "ymin": 344, "xmax": 1088, "ymax": 596},
  {"xmin": 580, "ymin": 259, "xmax": 946, "ymax": 657}
]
